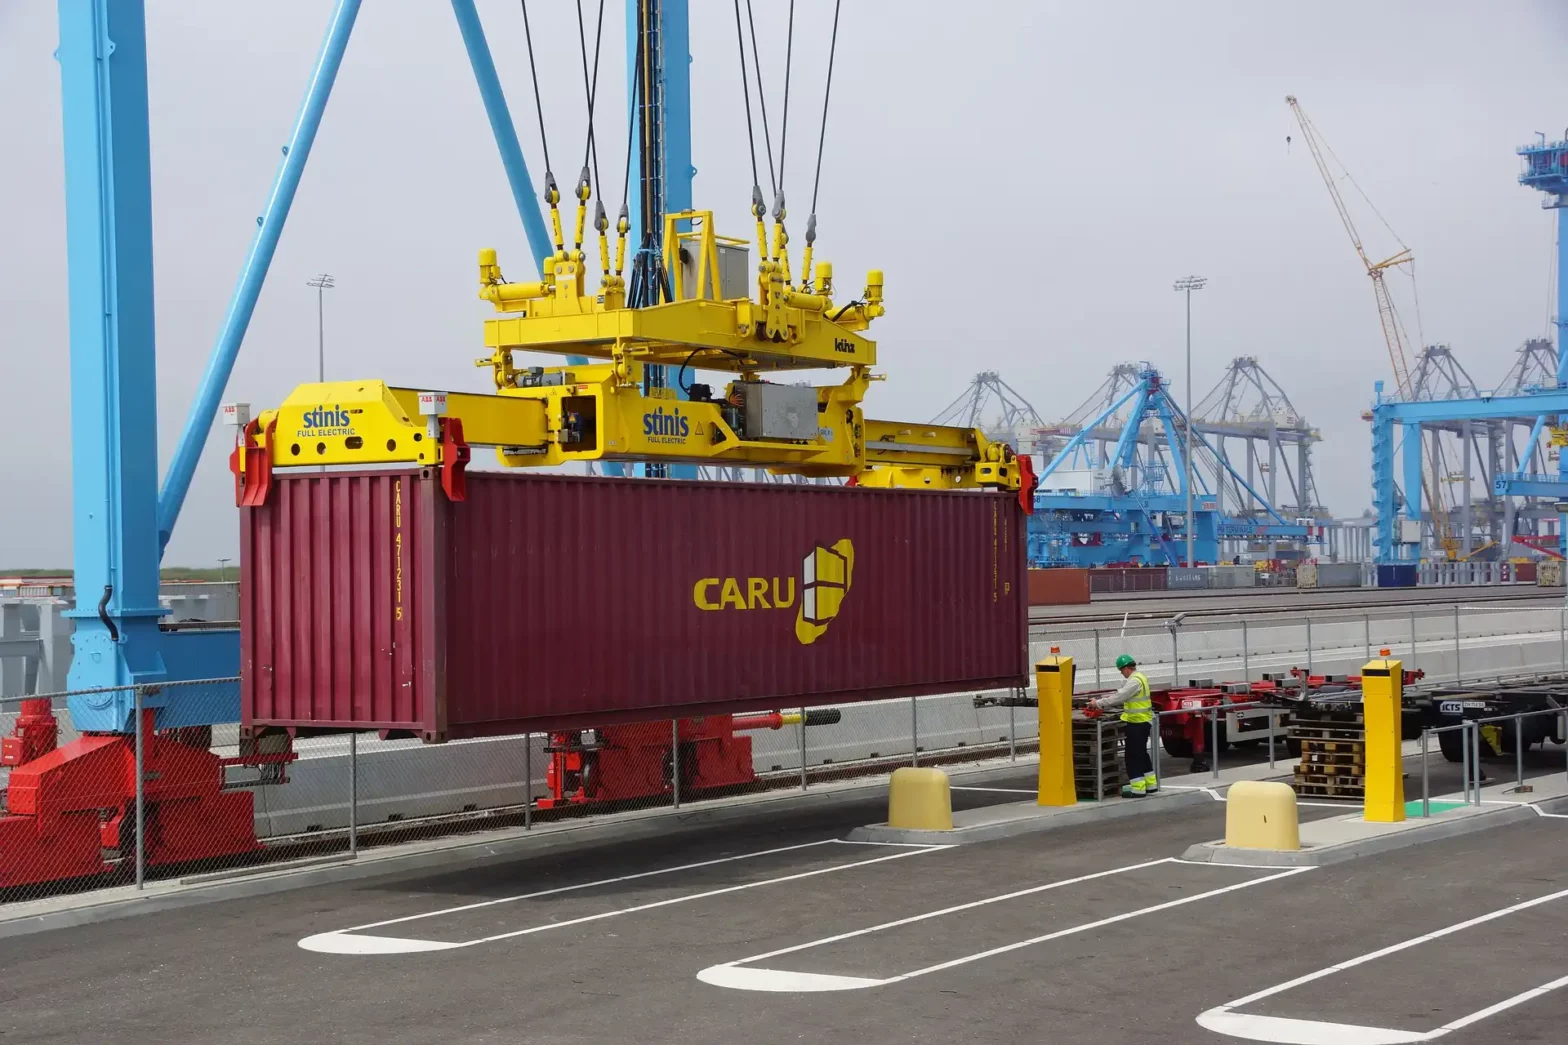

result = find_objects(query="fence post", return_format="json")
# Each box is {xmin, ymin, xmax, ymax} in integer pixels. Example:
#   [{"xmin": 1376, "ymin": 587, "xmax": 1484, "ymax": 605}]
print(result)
[
  {"xmin": 1094, "ymin": 630, "xmax": 1102, "ymax": 688},
  {"xmin": 1454, "ymin": 604, "xmax": 1462, "ymax": 682},
  {"xmin": 1267, "ymin": 709, "xmax": 1275, "ymax": 769},
  {"xmin": 1008, "ymin": 700, "xmax": 1017, "ymax": 762},
  {"xmin": 1460, "ymin": 723, "xmax": 1470, "ymax": 804},
  {"xmin": 348, "ymin": 731, "xmax": 358, "ymax": 855},
  {"xmin": 1421, "ymin": 729, "xmax": 1430, "ymax": 818},
  {"xmin": 1516, "ymin": 714, "xmax": 1524, "ymax": 792},
  {"xmin": 1241, "ymin": 618, "xmax": 1249, "ymax": 682},
  {"xmin": 911, "ymin": 697, "xmax": 919, "ymax": 767},
  {"xmin": 1364, "ymin": 613, "xmax": 1371, "ymax": 663},
  {"xmin": 1211, "ymin": 706, "xmax": 1221, "ymax": 781},
  {"xmin": 1306, "ymin": 617, "xmax": 1313, "ymax": 677},
  {"xmin": 671, "ymin": 720, "xmax": 681, "ymax": 808},
  {"xmin": 1411, "ymin": 609, "xmax": 1418, "ymax": 662},
  {"xmin": 800, "ymin": 706, "xmax": 809, "ymax": 789},
  {"xmin": 1560, "ymin": 607, "xmax": 1565, "ymax": 675},
  {"xmin": 524, "ymin": 732, "xmax": 532, "ymax": 830},
  {"xmin": 1171, "ymin": 624, "xmax": 1180, "ymax": 687},
  {"xmin": 134, "ymin": 686, "xmax": 145, "ymax": 890}
]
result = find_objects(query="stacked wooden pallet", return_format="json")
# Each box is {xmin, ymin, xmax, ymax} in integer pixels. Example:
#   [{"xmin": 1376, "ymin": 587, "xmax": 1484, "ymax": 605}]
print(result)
[
  {"xmin": 1289, "ymin": 706, "xmax": 1365, "ymax": 799},
  {"xmin": 1073, "ymin": 715, "xmax": 1124, "ymax": 799}
]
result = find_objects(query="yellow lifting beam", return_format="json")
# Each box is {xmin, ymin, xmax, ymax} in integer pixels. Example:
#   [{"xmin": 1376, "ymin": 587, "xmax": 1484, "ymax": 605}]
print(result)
[
  {"xmin": 240, "ymin": 200, "xmax": 1030, "ymax": 500},
  {"xmin": 474, "ymin": 208, "xmax": 884, "ymax": 387},
  {"xmin": 242, "ymin": 375, "xmax": 1026, "ymax": 495}
]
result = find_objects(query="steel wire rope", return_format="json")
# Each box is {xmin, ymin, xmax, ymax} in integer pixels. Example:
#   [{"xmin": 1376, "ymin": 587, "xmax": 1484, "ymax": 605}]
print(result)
[
  {"xmin": 574, "ymin": 0, "xmax": 608, "ymax": 252},
  {"xmin": 803, "ymin": 0, "xmax": 842, "ymax": 287},
  {"xmin": 778, "ymin": 0, "xmax": 795, "ymax": 188},
  {"xmin": 731, "ymin": 0, "xmax": 764, "ymax": 211},
  {"xmin": 575, "ymin": 0, "xmax": 607, "ymax": 193},
  {"xmin": 743, "ymin": 0, "xmax": 778, "ymax": 199},
  {"xmin": 519, "ymin": 0, "xmax": 559, "ymax": 228}
]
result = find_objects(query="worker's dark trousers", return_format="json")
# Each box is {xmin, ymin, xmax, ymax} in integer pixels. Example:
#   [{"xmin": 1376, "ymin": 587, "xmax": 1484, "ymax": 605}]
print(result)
[{"xmin": 1123, "ymin": 721, "xmax": 1153, "ymax": 781}]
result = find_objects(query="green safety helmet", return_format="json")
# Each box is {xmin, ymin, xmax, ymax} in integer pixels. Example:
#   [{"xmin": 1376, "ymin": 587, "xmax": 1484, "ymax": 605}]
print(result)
[{"xmin": 1115, "ymin": 654, "xmax": 1136, "ymax": 669}]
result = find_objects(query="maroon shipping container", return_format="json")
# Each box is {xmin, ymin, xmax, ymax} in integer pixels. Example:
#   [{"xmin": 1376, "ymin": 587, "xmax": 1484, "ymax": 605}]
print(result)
[{"xmin": 241, "ymin": 471, "xmax": 1027, "ymax": 741}]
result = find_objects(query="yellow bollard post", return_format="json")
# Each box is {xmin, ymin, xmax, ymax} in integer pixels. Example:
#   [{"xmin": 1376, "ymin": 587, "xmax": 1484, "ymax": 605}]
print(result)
[
  {"xmin": 1362, "ymin": 648, "xmax": 1406, "ymax": 823},
  {"xmin": 1225, "ymin": 780, "xmax": 1300, "ymax": 850},
  {"xmin": 1037, "ymin": 648, "xmax": 1076, "ymax": 806},
  {"xmin": 887, "ymin": 767, "xmax": 953, "ymax": 830}
]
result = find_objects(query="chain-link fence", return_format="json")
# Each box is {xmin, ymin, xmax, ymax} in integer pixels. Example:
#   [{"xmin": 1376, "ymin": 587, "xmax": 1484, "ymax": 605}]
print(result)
[{"xmin": 0, "ymin": 600, "xmax": 1563, "ymax": 906}]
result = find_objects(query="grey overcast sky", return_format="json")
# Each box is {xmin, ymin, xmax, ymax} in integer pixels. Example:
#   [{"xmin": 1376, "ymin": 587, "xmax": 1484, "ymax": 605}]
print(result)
[{"xmin": 3, "ymin": 1, "xmax": 1566, "ymax": 567}]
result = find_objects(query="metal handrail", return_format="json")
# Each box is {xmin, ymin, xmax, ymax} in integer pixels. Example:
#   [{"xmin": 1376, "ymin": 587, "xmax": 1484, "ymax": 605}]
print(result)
[{"xmin": 1419, "ymin": 706, "xmax": 1568, "ymax": 816}]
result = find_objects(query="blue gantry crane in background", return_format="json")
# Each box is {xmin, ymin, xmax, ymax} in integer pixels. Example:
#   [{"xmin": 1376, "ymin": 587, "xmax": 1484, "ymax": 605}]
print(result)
[
  {"xmin": 1027, "ymin": 365, "xmax": 1311, "ymax": 567},
  {"xmin": 1368, "ymin": 131, "xmax": 1568, "ymax": 563}
]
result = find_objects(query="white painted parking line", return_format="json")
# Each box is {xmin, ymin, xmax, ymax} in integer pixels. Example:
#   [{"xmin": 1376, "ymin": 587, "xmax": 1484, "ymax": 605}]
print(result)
[
  {"xmin": 1196, "ymin": 883, "xmax": 1568, "ymax": 1043},
  {"xmin": 698, "ymin": 857, "xmax": 1311, "ymax": 992},
  {"xmin": 300, "ymin": 838, "xmax": 949, "ymax": 956}
]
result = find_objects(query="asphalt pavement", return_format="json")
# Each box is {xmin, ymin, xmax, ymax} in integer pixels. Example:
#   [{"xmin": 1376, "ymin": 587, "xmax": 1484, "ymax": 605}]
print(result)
[{"xmin": 1, "ymin": 762, "xmax": 1565, "ymax": 1045}]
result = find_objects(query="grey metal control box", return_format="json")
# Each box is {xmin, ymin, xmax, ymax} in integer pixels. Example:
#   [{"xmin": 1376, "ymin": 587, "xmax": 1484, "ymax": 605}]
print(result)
[
  {"xmin": 741, "ymin": 383, "xmax": 820, "ymax": 441},
  {"xmin": 678, "ymin": 241, "xmax": 751, "ymax": 301}
]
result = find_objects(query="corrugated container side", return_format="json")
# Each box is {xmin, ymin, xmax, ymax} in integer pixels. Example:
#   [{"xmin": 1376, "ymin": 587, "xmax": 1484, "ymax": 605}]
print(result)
[
  {"xmin": 241, "ymin": 471, "xmax": 428, "ymax": 733},
  {"xmin": 1316, "ymin": 562, "xmax": 1364, "ymax": 588},
  {"xmin": 1167, "ymin": 568, "xmax": 1206, "ymax": 590},
  {"xmin": 1296, "ymin": 563, "xmax": 1319, "ymax": 589},
  {"xmin": 243, "ymin": 472, "xmax": 1027, "ymax": 739},
  {"xmin": 1027, "ymin": 568, "xmax": 1090, "ymax": 605},
  {"xmin": 1516, "ymin": 562, "xmax": 1538, "ymax": 583},
  {"xmin": 1539, "ymin": 560, "xmax": 1563, "ymax": 587}
]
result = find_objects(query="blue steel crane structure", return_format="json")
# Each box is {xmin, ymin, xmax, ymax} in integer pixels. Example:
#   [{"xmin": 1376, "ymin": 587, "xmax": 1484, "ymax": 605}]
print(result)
[
  {"xmin": 1028, "ymin": 365, "xmax": 1308, "ymax": 567},
  {"xmin": 60, "ymin": 0, "xmax": 693, "ymax": 713},
  {"xmin": 11, "ymin": 0, "xmax": 697, "ymax": 887},
  {"xmin": 1370, "ymin": 133, "xmax": 1568, "ymax": 562}
]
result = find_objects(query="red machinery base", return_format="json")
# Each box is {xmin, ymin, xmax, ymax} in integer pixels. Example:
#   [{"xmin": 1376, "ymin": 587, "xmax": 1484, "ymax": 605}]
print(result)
[
  {"xmin": 541, "ymin": 716, "xmax": 757, "ymax": 808},
  {"xmin": 0, "ymin": 715, "xmax": 259, "ymax": 889}
]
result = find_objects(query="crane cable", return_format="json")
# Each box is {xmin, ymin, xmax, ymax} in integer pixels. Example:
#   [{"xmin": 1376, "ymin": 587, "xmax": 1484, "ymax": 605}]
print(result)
[
  {"xmin": 731, "ymin": 0, "xmax": 768, "ymax": 262},
  {"xmin": 519, "ymin": 1, "xmax": 564, "ymax": 256},
  {"xmin": 573, "ymin": 0, "xmax": 608, "ymax": 266},
  {"xmin": 802, "ymin": 0, "xmax": 842, "ymax": 292}
]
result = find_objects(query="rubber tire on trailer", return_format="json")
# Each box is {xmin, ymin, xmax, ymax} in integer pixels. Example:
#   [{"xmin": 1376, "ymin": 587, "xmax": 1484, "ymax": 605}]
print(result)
[
  {"xmin": 1163, "ymin": 735, "xmax": 1194, "ymax": 759},
  {"xmin": 1438, "ymin": 727, "xmax": 1465, "ymax": 764}
]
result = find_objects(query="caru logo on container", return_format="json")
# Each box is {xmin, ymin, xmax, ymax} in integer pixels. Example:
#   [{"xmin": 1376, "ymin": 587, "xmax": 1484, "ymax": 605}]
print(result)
[{"xmin": 643, "ymin": 406, "xmax": 690, "ymax": 443}]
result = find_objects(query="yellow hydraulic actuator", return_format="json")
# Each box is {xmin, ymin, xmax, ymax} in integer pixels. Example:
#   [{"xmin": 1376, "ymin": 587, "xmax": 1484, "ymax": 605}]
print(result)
[
  {"xmin": 1036, "ymin": 649, "xmax": 1076, "ymax": 807},
  {"xmin": 1361, "ymin": 650, "xmax": 1406, "ymax": 823}
]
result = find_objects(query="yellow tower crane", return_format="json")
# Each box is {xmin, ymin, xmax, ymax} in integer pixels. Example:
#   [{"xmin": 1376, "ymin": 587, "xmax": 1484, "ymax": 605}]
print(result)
[{"xmin": 1286, "ymin": 95, "xmax": 1458, "ymax": 559}]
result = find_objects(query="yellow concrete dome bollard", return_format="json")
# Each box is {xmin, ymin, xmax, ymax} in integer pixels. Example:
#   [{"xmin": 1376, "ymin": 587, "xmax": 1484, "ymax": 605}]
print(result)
[
  {"xmin": 1224, "ymin": 780, "xmax": 1300, "ymax": 851},
  {"xmin": 887, "ymin": 767, "xmax": 954, "ymax": 831}
]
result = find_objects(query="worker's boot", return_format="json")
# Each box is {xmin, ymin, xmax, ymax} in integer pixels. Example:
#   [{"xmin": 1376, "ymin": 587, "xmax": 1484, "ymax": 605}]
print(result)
[
  {"xmin": 1120, "ymin": 779, "xmax": 1147, "ymax": 799},
  {"xmin": 1143, "ymin": 772, "xmax": 1159, "ymax": 794}
]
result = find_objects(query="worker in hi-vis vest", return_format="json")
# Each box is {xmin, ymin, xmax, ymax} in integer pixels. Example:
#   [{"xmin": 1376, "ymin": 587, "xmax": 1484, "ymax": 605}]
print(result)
[{"xmin": 1091, "ymin": 654, "xmax": 1157, "ymax": 797}]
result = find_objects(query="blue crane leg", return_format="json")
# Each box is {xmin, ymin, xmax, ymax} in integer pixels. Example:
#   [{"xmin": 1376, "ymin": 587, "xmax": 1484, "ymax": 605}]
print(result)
[
  {"xmin": 156, "ymin": 0, "xmax": 362, "ymax": 554},
  {"xmin": 624, "ymin": 0, "xmax": 695, "ymax": 479},
  {"xmin": 58, "ymin": 0, "xmax": 168, "ymax": 722},
  {"xmin": 1402, "ymin": 423, "xmax": 1423, "ymax": 563},
  {"xmin": 451, "ymin": 0, "xmax": 554, "ymax": 270}
]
